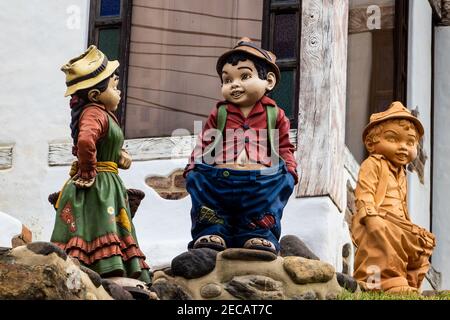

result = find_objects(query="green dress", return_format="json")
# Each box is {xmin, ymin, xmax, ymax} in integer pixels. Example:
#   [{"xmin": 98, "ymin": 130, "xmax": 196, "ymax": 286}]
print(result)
[{"xmin": 51, "ymin": 111, "xmax": 150, "ymax": 283}]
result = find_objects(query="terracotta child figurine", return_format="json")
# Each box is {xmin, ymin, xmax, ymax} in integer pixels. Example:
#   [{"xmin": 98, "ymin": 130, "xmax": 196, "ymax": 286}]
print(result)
[
  {"xmin": 184, "ymin": 38, "xmax": 298, "ymax": 254},
  {"xmin": 352, "ymin": 101, "xmax": 436, "ymax": 293},
  {"xmin": 51, "ymin": 45, "xmax": 150, "ymax": 283}
]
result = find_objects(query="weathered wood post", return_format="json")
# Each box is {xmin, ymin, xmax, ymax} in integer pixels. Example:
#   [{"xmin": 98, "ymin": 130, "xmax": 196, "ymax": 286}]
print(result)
[{"xmin": 296, "ymin": 0, "xmax": 349, "ymax": 211}]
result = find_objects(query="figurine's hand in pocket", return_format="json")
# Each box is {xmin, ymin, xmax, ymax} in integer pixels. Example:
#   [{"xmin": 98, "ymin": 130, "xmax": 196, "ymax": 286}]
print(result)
[
  {"xmin": 363, "ymin": 215, "xmax": 385, "ymax": 235},
  {"xmin": 119, "ymin": 149, "xmax": 132, "ymax": 169},
  {"xmin": 72, "ymin": 174, "xmax": 95, "ymax": 188}
]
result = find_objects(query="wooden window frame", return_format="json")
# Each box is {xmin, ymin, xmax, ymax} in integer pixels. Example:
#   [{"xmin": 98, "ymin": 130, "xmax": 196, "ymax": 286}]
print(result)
[
  {"xmin": 88, "ymin": 0, "xmax": 132, "ymax": 130},
  {"xmin": 262, "ymin": 0, "xmax": 301, "ymax": 129},
  {"xmin": 393, "ymin": 0, "xmax": 409, "ymax": 107}
]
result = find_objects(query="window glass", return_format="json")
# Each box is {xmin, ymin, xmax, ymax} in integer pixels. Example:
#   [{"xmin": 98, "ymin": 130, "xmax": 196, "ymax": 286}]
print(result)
[
  {"xmin": 100, "ymin": 0, "xmax": 121, "ymax": 17},
  {"xmin": 125, "ymin": 0, "xmax": 264, "ymax": 138},
  {"xmin": 274, "ymin": 13, "xmax": 297, "ymax": 59},
  {"xmin": 346, "ymin": 0, "xmax": 396, "ymax": 163},
  {"xmin": 270, "ymin": 70, "xmax": 295, "ymax": 118},
  {"xmin": 98, "ymin": 28, "xmax": 121, "ymax": 61}
]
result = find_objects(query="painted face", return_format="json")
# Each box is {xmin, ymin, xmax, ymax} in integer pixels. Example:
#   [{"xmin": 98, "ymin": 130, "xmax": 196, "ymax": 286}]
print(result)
[
  {"xmin": 221, "ymin": 60, "xmax": 271, "ymax": 109},
  {"xmin": 97, "ymin": 75, "xmax": 121, "ymax": 112},
  {"xmin": 373, "ymin": 121, "xmax": 418, "ymax": 167}
]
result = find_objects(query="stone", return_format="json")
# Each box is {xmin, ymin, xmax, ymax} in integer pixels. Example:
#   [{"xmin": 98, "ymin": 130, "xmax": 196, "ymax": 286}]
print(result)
[
  {"xmin": 171, "ymin": 248, "xmax": 218, "ymax": 279},
  {"xmin": 127, "ymin": 188, "xmax": 145, "ymax": 219},
  {"xmin": 222, "ymin": 248, "xmax": 278, "ymax": 261},
  {"xmin": 342, "ymin": 243, "xmax": 351, "ymax": 258},
  {"xmin": 200, "ymin": 283, "xmax": 222, "ymax": 298},
  {"xmin": 101, "ymin": 279, "xmax": 134, "ymax": 300},
  {"xmin": 342, "ymin": 260, "xmax": 349, "ymax": 275},
  {"xmin": 292, "ymin": 291, "xmax": 317, "ymax": 300},
  {"xmin": 159, "ymin": 191, "xmax": 189, "ymax": 200},
  {"xmin": 225, "ymin": 275, "xmax": 284, "ymax": 300},
  {"xmin": 153, "ymin": 251, "xmax": 343, "ymax": 300},
  {"xmin": 145, "ymin": 176, "xmax": 171, "ymax": 189},
  {"xmin": 105, "ymin": 276, "xmax": 157, "ymax": 300},
  {"xmin": 283, "ymin": 256, "xmax": 335, "ymax": 284},
  {"xmin": 151, "ymin": 278, "xmax": 192, "ymax": 300},
  {"xmin": 280, "ymin": 235, "xmax": 320, "ymax": 260},
  {"xmin": 0, "ymin": 244, "xmax": 112, "ymax": 300},
  {"xmin": 174, "ymin": 174, "xmax": 186, "ymax": 188},
  {"xmin": 26, "ymin": 241, "xmax": 67, "ymax": 260},
  {"xmin": 80, "ymin": 266, "xmax": 102, "ymax": 288},
  {"xmin": 336, "ymin": 272, "xmax": 358, "ymax": 293}
]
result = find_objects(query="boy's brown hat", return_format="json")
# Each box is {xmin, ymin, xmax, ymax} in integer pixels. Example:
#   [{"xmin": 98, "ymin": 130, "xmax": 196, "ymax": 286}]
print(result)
[
  {"xmin": 216, "ymin": 37, "xmax": 281, "ymax": 83},
  {"xmin": 61, "ymin": 45, "xmax": 119, "ymax": 97},
  {"xmin": 362, "ymin": 101, "xmax": 424, "ymax": 142}
]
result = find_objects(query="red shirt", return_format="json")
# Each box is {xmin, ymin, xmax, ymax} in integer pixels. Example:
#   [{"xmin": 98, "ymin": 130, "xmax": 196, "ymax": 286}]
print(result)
[{"xmin": 184, "ymin": 96, "xmax": 298, "ymax": 184}]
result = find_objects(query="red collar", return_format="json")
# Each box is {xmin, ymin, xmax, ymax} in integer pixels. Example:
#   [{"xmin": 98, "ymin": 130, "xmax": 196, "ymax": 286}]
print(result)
[{"xmin": 216, "ymin": 95, "xmax": 277, "ymax": 117}]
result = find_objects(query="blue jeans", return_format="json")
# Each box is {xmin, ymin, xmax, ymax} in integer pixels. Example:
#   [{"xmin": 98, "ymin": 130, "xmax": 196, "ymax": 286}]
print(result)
[{"xmin": 185, "ymin": 161, "xmax": 295, "ymax": 251}]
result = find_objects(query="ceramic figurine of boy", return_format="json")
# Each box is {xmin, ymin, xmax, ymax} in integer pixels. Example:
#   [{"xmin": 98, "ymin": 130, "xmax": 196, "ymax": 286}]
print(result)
[
  {"xmin": 51, "ymin": 46, "xmax": 150, "ymax": 283},
  {"xmin": 183, "ymin": 38, "xmax": 298, "ymax": 254},
  {"xmin": 352, "ymin": 101, "xmax": 435, "ymax": 293}
]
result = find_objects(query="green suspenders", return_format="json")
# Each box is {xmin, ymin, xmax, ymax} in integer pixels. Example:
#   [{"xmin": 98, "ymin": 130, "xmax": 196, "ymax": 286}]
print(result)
[{"xmin": 202, "ymin": 104, "xmax": 279, "ymax": 159}]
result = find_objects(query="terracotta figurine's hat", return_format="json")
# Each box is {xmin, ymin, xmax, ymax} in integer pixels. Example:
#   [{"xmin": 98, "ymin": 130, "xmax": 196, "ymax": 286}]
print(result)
[
  {"xmin": 363, "ymin": 101, "xmax": 424, "ymax": 142},
  {"xmin": 216, "ymin": 37, "xmax": 281, "ymax": 84},
  {"xmin": 61, "ymin": 45, "xmax": 119, "ymax": 97}
]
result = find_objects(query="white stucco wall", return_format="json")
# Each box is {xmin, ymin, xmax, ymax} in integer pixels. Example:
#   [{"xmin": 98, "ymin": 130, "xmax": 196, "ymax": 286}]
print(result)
[
  {"xmin": 0, "ymin": 0, "xmax": 89, "ymax": 235},
  {"xmin": 432, "ymin": 26, "xmax": 450, "ymax": 289},
  {"xmin": 406, "ymin": 0, "xmax": 432, "ymax": 230},
  {"xmin": 0, "ymin": 211, "xmax": 22, "ymax": 247}
]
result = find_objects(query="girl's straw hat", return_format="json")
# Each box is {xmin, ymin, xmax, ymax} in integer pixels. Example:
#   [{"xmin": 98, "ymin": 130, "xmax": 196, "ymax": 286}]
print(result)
[{"xmin": 61, "ymin": 45, "xmax": 119, "ymax": 97}]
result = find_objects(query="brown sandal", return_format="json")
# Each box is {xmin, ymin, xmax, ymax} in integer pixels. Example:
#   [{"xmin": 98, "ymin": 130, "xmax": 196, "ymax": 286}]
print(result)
[
  {"xmin": 193, "ymin": 235, "xmax": 227, "ymax": 251},
  {"xmin": 243, "ymin": 238, "xmax": 277, "ymax": 254}
]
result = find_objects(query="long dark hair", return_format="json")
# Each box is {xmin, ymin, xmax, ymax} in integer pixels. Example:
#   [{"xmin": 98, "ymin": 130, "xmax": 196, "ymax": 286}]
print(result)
[{"xmin": 69, "ymin": 71, "xmax": 117, "ymax": 150}]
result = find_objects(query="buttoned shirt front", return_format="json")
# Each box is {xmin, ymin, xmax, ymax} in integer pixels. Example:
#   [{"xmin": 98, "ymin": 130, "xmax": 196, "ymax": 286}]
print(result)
[
  {"xmin": 355, "ymin": 154, "xmax": 409, "ymax": 221},
  {"xmin": 184, "ymin": 96, "xmax": 298, "ymax": 183}
]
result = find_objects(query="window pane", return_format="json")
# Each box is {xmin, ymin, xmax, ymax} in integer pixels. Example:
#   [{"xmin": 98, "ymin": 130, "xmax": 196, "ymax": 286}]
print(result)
[
  {"xmin": 273, "ymin": 13, "xmax": 297, "ymax": 59},
  {"xmin": 100, "ymin": 0, "xmax": 121, "ymax": 17},
  {"xmin": 98, "ymin": 28, "xmax": 120, "ymax": 61},
  {"xmin": 346, "ymin": 0, "xmax": 396, "ymax": 163},
  {"xmin": 125, "ymin": 0, "xmax": 264, "ymax": 138},
  {"xmin": 269, "ymin": 70, "xmax": 295, "ymax": 119}
]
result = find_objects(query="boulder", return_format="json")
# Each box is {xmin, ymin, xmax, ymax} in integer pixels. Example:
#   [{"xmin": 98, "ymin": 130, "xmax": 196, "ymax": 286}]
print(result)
[
  {"xmin": 280, "ymin": 235, "xmax": 320, "ymax": 260},
  {"xmin": 152, "ymin": 248, "xmax": 342, "ymax": 300},
  {"xmin": 0, "ymin": 243, "xmax": 112, "ymax": 300},
  {"xmin": 171, "ymin": 248, "xmax": 218, "ymax": 279}
]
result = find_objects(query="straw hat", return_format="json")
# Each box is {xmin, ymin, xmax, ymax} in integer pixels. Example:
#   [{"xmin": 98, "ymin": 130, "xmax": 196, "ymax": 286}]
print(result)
[
  {"xmin": 362, "ymin": 101, "xmax": 424, "ymax": 142},
  {"xmin": 61, "ymin": 45, "xmax": 119, "ymax": 97},
  {"xmin": 216, "ymin": 37, "xmax": 281, "ymax": 84}
]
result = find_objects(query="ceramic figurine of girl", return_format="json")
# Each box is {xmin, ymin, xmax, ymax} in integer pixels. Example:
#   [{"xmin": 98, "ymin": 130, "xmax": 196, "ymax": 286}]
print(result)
[{"xmin": 51, "ymin": 46, "xmax": 150, "ymax": 283}]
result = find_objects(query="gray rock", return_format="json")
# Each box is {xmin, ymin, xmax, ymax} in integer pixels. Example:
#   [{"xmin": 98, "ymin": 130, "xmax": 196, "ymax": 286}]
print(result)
[
  {"xmin": 292, "ymin": 291, "xmax": 317, "ymax": 300},
  {"xmin": 342, "ymin": 243, "xmax": 351, "ymax": 258},
  {"xmin": 151, "ymin": 278, "xmax": 192, "ymax": 300},
  {"xmin": 280, "ymin": 235, "xmax": 319, "ymax": 260},
  {"xmin": 342, "ymin": 260, "xmax": 349, "ymax": 275},
  {"xmin": 171, "ymin": 248, "xmax": 218, "ymax": 279},
  {"xmin": 283, "ymin": 256, "xmax": 335, "ymax": 284},
  {"xmin": 200, "ymin": 283, "xmax": 223, "ymax": 298},
  {"xmin": 0, "ymin": 263, "xmax": 78, "ymax": 299},
  {"xmin": 80, "ymin": 266, "xmax": 102, "ymax": 288},
  {"xmin": 26, "ymin": 242, "xmax": 67, "ymax": 260},
  {"xmin": 336, "ymin": 272, "xmax": 358, "ymax": 293},
  {"xmin": 222, "ymin": 248, "xmax": 278, "ymax": 261},
  {"xmin": 225, "ymin": 275, "xmax": 284, "ymax": 300},
  {"xmin": 101, "ymin": 279, "xmax": 134, "ymax": 300}
]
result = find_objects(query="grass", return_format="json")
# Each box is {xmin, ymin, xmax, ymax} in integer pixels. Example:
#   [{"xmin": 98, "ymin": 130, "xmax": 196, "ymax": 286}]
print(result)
[{"xmin": 337, "ymin": 290, "xmax": 450, "ymax": 300}]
